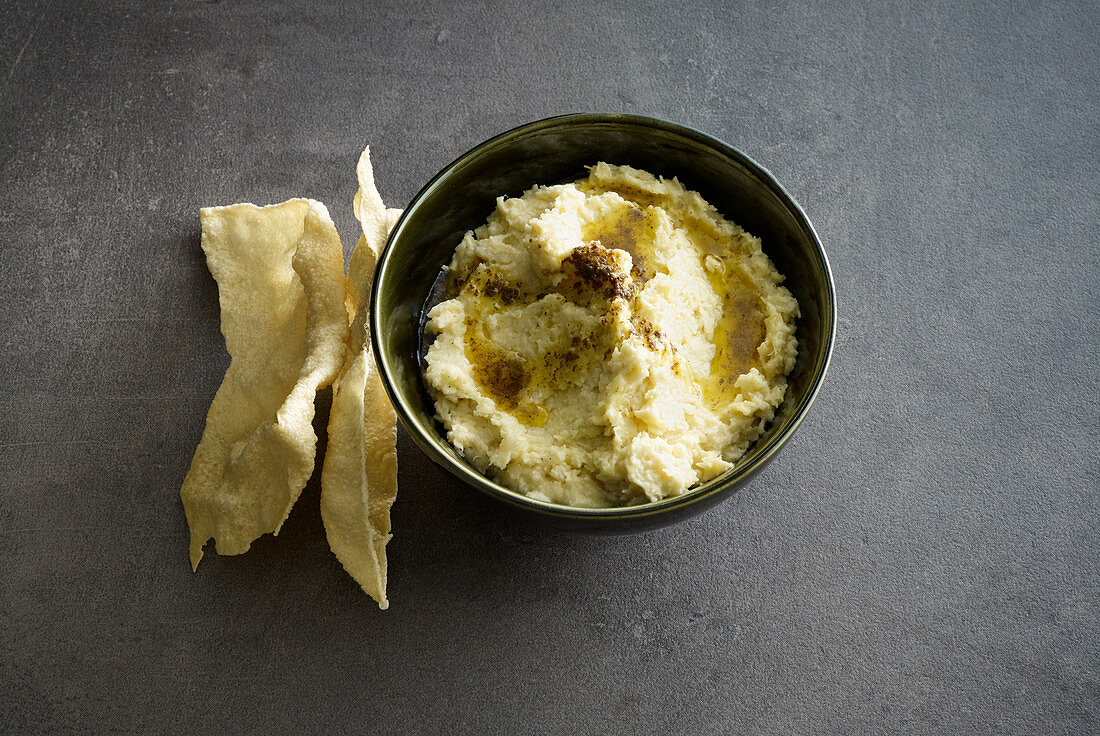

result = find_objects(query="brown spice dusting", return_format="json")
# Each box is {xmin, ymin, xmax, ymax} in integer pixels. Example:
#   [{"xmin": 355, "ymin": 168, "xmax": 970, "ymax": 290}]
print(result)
[
  {"xmin": 582, "ymin": 205, "xmax": 657, "ymax": 284},
  {"xmin": 563, "ymin": 244, "xmax": 634, "ymax": 300},
  {"xmin": 479, "ymin": 356, "xmax": 528, "ymax": 405},
  {"xmin": 482, "ymin": 272, "xmax": 521, "ymax": 304},
  {"xmin": 712, "ymin": 293, "xmax": 765, "ymax": 378},
  {"xmin": 447, "ymin": 257, "xmax": 486, "ymax": 297},
  {"xmin": 447, "ymin": 271, "xmax": 470, "ymax": 295},
  {"xmin": 589, "ymin": 206, "xmax": 644, "ymax": 254},
  {"xmin": 586, "ymin": 182, "xmax": 664, "ymax": 209},
  {"xmin": 631, "ymin": 316, "xmax": 666, "ymax": 352},
  {"xmin": 464, "ymin": 317, "xmax": 530, "ymax": 410}
]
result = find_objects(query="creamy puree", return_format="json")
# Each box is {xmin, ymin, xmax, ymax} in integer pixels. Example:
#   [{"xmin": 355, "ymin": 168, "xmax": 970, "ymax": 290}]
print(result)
[{"xmin": 423, "ymin": 163, "xmax": 799, "ymax": 507}]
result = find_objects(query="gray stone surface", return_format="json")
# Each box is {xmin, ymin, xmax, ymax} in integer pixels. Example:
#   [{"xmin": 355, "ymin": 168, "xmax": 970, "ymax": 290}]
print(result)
[{"xmin": 1, "ymin": 1, "xmax": 1097, "ymax": 733}]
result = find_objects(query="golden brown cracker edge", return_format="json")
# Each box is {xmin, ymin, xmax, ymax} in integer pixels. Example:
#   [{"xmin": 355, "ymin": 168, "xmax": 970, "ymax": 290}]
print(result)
[
  {"xmin": 181, "ymin": 199, "xmax": 348, "ymax": 570},
  {"xmin": 320, "ymin": 148, "xmax": 403, "ymax": 609}
]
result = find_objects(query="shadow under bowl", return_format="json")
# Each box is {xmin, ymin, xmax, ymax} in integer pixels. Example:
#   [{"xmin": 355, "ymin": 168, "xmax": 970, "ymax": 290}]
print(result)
[{"xmin": 371, "ymin": 113, "xmax": 836, "ymax": 532}]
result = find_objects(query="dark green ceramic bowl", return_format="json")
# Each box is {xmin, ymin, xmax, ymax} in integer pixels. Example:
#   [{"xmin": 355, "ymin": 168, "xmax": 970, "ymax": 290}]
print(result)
[{"xmin": 371, "ymin": 113, "xmax": 835, "ymax": 532}]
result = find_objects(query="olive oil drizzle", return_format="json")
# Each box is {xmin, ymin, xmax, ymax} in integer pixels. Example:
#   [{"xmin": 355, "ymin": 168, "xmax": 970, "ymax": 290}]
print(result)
[
  {"xmin": 580, "ymin": 202, "xmax": 661, "ymax": 283},
  {"xmin": 455, "ymin": 176, "xmax": 768, "ymax": 426},
  {"xmin": 700, "ymin": 263, "xmax": 766, "ymax": 408},
  {"xmin": 463, "ymin": 317, "xmax": 549, "ymax": 427}
]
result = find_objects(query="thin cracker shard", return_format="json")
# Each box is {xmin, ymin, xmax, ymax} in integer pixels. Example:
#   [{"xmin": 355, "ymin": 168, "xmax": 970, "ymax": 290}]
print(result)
[
  {"xmin": 321, "ymin": 147, "xmax": 402, "ymax": 609},
  {"xmin": 181, "ymin": 199, "xmax": 348, "ymax": 571}
]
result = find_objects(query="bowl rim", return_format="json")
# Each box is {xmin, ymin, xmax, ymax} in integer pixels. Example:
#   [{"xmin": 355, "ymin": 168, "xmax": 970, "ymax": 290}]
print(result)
[{"xmin": 371, "ymin": 112, "xmax": 836, "ymax": 520}]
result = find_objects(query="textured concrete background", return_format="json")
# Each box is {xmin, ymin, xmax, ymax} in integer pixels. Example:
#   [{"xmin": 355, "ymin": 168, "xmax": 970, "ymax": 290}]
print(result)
[{"xmin": 1, "ymin": 1, "xmax": 1097, "ymax": 733}]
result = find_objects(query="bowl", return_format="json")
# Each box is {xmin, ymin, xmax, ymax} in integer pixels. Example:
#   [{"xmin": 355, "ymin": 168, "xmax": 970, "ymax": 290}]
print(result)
[{"xmin": 371, "ymin": 113, "xmax": 835, "ymax": 531}]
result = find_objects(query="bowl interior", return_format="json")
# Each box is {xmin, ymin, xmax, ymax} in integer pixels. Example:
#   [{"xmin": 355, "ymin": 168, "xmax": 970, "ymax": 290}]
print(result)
[{"xmin": 373, "ymin": 113, "xmax": 834, "ymax": 518}]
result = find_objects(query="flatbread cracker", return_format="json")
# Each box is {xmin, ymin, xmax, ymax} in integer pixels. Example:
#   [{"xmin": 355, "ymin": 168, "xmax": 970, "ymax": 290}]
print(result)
[
  {"xmin": 182, "ymin": 199, "xmax": 348, "ymax": 570},
  {"xmin": 321, "ymin": 148, "xmax": 402, "ymax": 608}
]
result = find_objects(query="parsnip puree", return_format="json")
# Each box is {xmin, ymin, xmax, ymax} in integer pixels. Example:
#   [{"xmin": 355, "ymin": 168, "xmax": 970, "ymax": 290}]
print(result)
[{"xmin": 423, "ymin": 162, "xmax": 799, "ymax": 507}]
